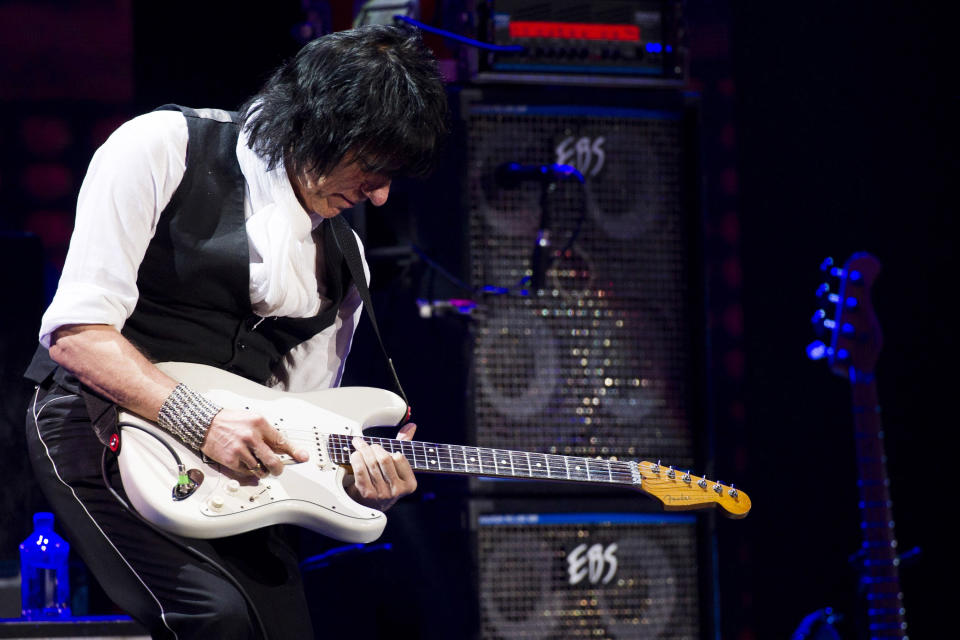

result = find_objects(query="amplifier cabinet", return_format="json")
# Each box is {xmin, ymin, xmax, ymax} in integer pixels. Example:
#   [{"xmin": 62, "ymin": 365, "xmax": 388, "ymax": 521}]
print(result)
[
  {"xmin": 472, "ymin": 500, "xmax": 710, "ymax": 639},
  {"xmin": 464, "ymin": 92, "xmax": 704, "ymax": 476}
]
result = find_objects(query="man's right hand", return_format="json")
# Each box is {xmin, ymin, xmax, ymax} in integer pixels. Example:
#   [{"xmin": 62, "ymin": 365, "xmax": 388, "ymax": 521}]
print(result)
[
  {"xmin": 48, "ymin": 325, "xmax": 310, "ymax": 478},
  {"xmin": 201, "ymin": 409, "xmax": 309, "ymax": 477}
]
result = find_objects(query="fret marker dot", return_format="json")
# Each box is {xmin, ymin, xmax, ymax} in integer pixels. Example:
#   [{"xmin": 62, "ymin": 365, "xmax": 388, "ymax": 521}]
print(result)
[{"xmin": 470, "ymin": 457, "xmax": 476, "ymax": 462}]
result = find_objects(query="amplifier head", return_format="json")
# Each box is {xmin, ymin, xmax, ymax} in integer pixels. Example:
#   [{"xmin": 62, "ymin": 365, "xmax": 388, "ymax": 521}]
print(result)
[{"xmin": 474, "ymin": 0, "xmax": 687, "ymax": 86}]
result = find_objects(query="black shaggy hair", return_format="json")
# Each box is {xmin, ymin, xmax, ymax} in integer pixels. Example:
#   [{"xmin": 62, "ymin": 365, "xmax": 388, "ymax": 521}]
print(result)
[{"xmin": 240, "ymin": 25, "xmax": 449, "ymax": 180}]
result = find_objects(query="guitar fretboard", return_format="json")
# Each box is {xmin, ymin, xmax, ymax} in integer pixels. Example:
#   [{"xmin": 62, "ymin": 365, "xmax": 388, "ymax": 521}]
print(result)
[
  {"xmin": 851, "ymin": 375, "xmax": 908, "ymax": 638},
  {"xmin": 325, "ymin": 434, "xmax": 638, "ymax": 486}
]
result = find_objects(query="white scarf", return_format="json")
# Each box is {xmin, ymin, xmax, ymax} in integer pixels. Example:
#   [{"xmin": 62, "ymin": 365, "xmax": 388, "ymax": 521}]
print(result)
[{"xmin": 236, "ymin": 128, "xmax": 324, "ymax": 318}]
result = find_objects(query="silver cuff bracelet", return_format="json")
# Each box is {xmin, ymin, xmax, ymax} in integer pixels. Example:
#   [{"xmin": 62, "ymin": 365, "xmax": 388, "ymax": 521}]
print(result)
[{"xmin": 156, "ymin": 383, "xmax": 221, "ymax": 451}]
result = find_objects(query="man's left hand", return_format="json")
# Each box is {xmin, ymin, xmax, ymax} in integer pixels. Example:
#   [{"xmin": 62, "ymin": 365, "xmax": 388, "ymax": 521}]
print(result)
[{"xmin": 347, "ymin": 422, "xmax": 418, "ymax": 511}]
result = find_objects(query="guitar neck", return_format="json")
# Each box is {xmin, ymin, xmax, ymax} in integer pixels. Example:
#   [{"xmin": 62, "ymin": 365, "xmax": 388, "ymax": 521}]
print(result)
[
  {"xmin": 326, "ymin": 434, "xmax": 638, "ymax": 487},
  {"xmin": 851, "ymin": 375, "xmax": 908, "ymax": 638},
  {"xmin": 324, "ymin": 435, "xmax": 751, "ymax": 518}
]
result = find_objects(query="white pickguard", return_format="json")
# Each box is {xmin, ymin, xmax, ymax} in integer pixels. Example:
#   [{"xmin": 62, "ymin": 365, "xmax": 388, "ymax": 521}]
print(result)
[{"xmin": 116, "ymin": 362, "xmax": 408, "ymax": 543}]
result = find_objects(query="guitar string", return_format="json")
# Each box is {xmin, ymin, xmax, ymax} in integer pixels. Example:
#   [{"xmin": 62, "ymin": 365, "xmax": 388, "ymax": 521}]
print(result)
[
  {"xmin": 241, "ymin": 420, "xmax": 738, "ymax": 490},
  {"xmin": 308, "ymin": 432, "xmax": 677, "ymax": 480},
  {"xmin": 266, "ymin": 429, "xmax": 730, "ymax": 488},
  {"xmin": 319, "ymin": 432, "xmax": 637, "ymax": 479},
  {"xmin": 280, "ymin": 432, "xmax": 639, "ymax": 483},
  {"xmin": 193, "ymin": 426, "xmax": 738, "ymax": 502}
]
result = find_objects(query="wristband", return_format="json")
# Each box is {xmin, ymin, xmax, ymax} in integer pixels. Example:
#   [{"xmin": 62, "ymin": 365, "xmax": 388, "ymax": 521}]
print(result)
[{"xmin": 156, "ymin": 383, "xmax": 221, "ymax": 451}]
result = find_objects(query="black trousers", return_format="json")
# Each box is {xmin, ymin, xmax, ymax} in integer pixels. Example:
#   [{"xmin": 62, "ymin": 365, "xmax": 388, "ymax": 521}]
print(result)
[{"xmin": 25, "ymin": 382, "xmax": 315, "ymax": 640}]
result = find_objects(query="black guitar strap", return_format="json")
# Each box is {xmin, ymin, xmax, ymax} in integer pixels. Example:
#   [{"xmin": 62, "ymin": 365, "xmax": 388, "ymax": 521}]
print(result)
[{"xmin": 329, "ymin": 216, "xmax": 411, "ymax": 423}]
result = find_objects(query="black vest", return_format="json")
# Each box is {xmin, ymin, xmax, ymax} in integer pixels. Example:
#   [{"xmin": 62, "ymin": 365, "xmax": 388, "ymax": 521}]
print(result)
[{"xmin": 27, "ymin": 105, "xmax": 352, "ymax": 388}]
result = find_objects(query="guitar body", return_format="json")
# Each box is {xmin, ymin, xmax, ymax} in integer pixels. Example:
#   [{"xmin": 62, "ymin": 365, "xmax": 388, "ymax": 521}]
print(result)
[{"xmin": 117, "ymin": 362, "xmax": 408, "ymax": 543}]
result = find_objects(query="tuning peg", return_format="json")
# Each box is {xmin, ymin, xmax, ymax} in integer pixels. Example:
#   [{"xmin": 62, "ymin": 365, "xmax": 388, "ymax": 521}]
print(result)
[
  {"xmin": 811, "ymin": 309, "xmax": 826, "ymax": 335},
  {"xmin": 820, "ymin": 257, "xmax": 846, "ymax": 279},
  {"xmin": 816, "ymin": 284, "xmax": 844, "ymax": 307},
  {"xmin": 811, "ymin": 310, "xmax": 837, "ymax": 337},
  {"xmin": 806, "ymin": 340, "xmax": 829, "ymax": 360}
]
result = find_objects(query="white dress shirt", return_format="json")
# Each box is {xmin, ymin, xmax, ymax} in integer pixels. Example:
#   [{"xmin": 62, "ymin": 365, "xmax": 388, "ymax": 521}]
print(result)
[{"xmin": 39, "ymin": 110, "xmax": 368, "ymax": 392}]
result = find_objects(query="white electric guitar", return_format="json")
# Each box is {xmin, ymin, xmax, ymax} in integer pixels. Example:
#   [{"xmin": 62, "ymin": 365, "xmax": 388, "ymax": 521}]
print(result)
[{"xmin": 117, "ymin": 362, "xmax": 751, "ymax": 543}]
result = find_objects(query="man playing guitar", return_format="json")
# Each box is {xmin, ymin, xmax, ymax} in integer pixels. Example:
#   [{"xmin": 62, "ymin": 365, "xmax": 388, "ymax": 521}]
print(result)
[{"xmin": 24, "ymin": 25, "xmax": 449, "ymax": 639}]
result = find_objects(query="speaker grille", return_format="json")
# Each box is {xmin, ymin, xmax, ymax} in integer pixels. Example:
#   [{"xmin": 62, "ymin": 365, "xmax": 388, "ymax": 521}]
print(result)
[
  {"xmin": 468, "ymin": 104, "xmax": 695, "ymax": 467},
  {"xmin": 477, "ymin": 512, "xmax": 700, "ymax": 639}
]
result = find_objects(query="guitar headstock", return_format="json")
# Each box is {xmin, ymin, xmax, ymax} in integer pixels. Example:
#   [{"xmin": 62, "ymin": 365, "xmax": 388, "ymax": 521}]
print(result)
[
  {"xmin": 807, "ymin": 253, "xmax": 883, "ymax": 378},
  {"xmin": 634, "ymin": 461, "xmax": 751, "ymax": 518}
]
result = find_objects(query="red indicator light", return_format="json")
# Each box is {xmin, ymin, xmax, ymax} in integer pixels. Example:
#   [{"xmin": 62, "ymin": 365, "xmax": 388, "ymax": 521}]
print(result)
[{"xmin": 508, "ymin": 21, "xmax": 640, "ymax": 42}]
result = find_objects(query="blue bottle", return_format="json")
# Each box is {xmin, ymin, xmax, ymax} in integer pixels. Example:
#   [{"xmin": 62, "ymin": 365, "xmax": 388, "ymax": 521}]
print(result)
[{"xmin": 19, "ymin": 512, "xmax": 71, "ymax": 619}]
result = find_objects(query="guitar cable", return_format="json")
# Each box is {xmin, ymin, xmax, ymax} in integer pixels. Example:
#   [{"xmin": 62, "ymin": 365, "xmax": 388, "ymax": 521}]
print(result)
[{"xmin": 100, "ymin": 422, "xmax": 270, "ymax": 640}]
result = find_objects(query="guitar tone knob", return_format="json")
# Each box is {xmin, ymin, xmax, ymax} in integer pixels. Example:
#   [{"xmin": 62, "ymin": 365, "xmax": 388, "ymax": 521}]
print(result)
[
  {"xmin": 208, "ymin": 495, "xmax": 225, "ymax": 511},
  {"xmin": 226, "ymin": 480, "xmax": 240, "ymax": 493}
]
